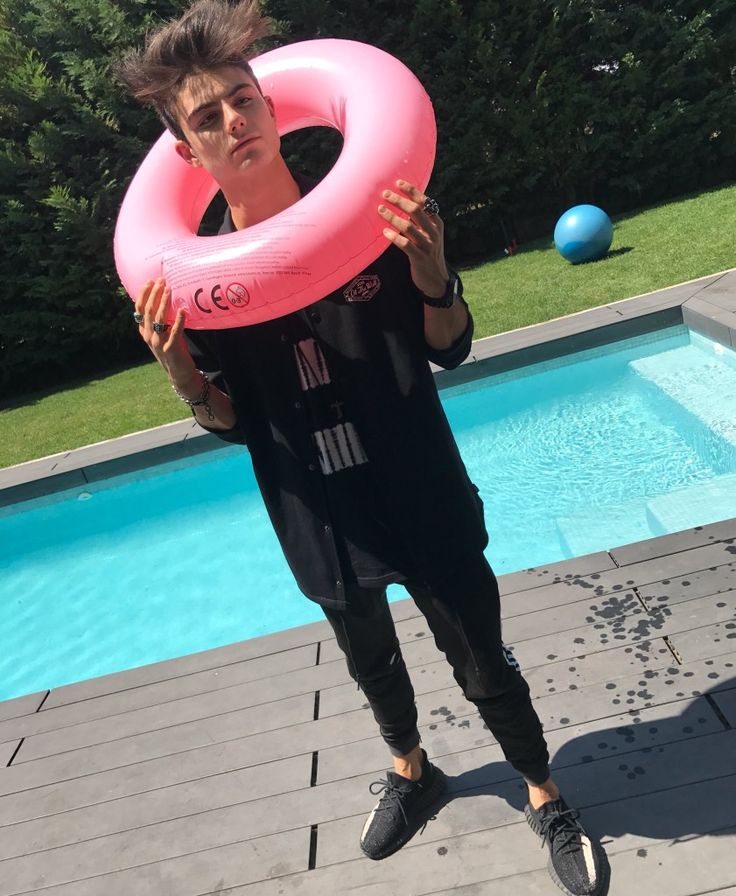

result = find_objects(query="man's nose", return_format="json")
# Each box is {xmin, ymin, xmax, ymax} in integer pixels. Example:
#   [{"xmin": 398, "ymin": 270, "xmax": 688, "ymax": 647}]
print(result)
[{"xmin": 224, "ymin": 102, "xmax": 246, "ymax": 133}]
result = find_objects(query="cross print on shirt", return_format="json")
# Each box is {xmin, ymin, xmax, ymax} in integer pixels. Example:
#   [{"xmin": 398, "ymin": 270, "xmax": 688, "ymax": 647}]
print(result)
[{"xmin": 294, "ymin": 337, "xmax": 369, "ymax": 475}]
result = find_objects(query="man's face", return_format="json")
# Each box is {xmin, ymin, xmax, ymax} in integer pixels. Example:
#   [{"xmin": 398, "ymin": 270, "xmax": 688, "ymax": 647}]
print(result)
[{"xmin": 174, "ymin": 65, "xmax": 281, "ymax": 185}]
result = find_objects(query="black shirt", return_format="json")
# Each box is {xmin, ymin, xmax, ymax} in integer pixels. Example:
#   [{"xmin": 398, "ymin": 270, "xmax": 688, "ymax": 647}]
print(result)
[{"xmin": 184, "ymin": 180, "xmax": 488, "ymax": 609}]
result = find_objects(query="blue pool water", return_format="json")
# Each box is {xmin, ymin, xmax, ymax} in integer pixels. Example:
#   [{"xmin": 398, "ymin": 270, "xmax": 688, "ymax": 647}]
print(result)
[{"xmin": 3, "ymin": 324, "xmax": 736, "ymax": 701}]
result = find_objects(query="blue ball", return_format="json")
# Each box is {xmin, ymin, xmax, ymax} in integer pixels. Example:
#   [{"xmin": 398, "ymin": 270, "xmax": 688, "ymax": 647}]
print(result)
[{"xmin": 554, "ymin": 205, "xmax": 613, "ymax": 264}]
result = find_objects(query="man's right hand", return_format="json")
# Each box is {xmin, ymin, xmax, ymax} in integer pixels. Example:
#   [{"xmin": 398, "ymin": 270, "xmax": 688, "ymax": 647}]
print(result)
[
  {"xmin": 134, "ymin": 277, "xmax": 196, "ymax": 386},
  {"xmin": 134, "ymin": 277, "xmax": 238, "ymax": 430}
]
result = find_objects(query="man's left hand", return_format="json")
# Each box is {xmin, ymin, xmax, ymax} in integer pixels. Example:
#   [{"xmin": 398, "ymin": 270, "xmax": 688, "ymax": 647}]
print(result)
[{"xmin": 378, "ymin": 180, "xmax": 449, "ymax": 299}]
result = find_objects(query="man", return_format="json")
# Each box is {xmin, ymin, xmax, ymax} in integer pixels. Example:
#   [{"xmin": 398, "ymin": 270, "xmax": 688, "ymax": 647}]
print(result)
[{"xmin": 116, "ymin": 3, "xmax": 607, "ymax": 893}]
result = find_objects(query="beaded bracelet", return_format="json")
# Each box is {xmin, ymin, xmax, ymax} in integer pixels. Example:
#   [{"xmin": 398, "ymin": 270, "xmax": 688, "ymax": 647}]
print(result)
[{"xmin": 171, "ymin": 369, "xmax": 215, "ymax": 422}]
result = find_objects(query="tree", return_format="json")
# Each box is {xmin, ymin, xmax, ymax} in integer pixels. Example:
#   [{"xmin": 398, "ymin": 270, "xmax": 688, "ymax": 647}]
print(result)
[
  {"xmin": 1, "ymin": 0, "xmax": 735, "ymax": 397},
  {"xmin": 0, "ymin": 0, "xmax": 184, "ymax": 397}
]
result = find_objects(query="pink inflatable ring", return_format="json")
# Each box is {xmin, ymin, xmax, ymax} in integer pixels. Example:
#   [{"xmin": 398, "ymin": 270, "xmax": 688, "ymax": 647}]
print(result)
[{"xmin": 114, "ymin": 39, "xmax": 437, "ymax": 329}]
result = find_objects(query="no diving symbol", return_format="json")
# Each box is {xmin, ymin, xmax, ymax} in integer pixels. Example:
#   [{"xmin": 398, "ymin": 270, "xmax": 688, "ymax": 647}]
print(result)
[{"xmin": 226, "ymin": 282, "xmax": 250, "ymax": 307}]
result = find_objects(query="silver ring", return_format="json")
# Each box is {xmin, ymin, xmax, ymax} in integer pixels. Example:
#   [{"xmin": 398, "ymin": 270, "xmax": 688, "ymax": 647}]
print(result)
[
  {"xmin": 152, "ymin": 321, "xmax": 169, "ymax": 333},
  {"xmin": 423, "ymin": 197, "xmax": 440, "ymax": 216},
  {"xmin": 133, "ymin": 311, "xmax": 144, "ymax": 324}
]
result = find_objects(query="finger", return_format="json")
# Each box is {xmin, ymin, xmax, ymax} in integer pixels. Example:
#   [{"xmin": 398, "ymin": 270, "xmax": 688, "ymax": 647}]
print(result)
[
  {"xmin": 383, "ymin": 187, "xmax": 441, "ymax": 232},
  {"xmin": 381, "ymin": 188, "xmax": 421, "ymax": 218},
  {"xmin": 144, "ymin": 278, "xmax": 166, "ymax": 326},
  {"xmin": 134, "ymin": 280, "xmax": 155, "ymax": 321},
  {"xmin": 164, "ymin": 308, "xmax": 186, "ymax": 351},
  {"xmin": 156, "ymin": 284, "xmax": 172, "ymax": 327},
  {"xmin": 395, "ymin": 180, "xmax": 440, "ymax": 220},
  {"xmin": 383, "ymin": 227, "xmax": 420, "ymax": 258},
  {"xmin": 378, "ymin": 205, "xmax": 432, "ymax": 246},
  {"xmin": 395, "ymin": 179, "xmax": 425, "ymax": 204}
]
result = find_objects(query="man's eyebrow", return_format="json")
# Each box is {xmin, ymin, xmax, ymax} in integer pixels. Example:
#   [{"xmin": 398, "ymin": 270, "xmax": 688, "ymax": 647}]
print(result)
[{"xmin": 188, "ymin": 82, "xmax": 253, "ymax": 122}]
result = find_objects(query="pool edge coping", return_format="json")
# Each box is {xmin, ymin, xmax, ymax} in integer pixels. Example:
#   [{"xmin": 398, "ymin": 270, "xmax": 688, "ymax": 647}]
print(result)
[{"xmin": 2, "ymin": 267, "xmax": 735, "ymax": 505}]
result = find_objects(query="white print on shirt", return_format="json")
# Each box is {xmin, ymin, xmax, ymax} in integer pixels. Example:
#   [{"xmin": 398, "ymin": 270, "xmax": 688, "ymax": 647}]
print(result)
[
  {"xmin": 313, "ymin": 423, "xmax": 369, "ymax": 474},
  {"xmin": 294, "ymin": 337, "xmax": 369, "ymax": 474},
  {"xmin": 295, "ymin": 339, "xmax": 331, "ymax": 390}
]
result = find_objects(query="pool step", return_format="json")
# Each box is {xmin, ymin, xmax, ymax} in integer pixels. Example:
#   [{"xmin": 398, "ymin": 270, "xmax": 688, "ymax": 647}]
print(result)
[
  {"xmin": 645, "ymin": 471, "xmax": 736, "ymax": 533},
  {"xmin": 557, "ymin": 469, "xmax": 736, "ymax": 557},
  {"xmin": 556, "ymin": 498, "xmax": 660, "ymax": 558},
  {"xmin": 629, "ymin": 343, "xmax": 736, "ymax": 449}
]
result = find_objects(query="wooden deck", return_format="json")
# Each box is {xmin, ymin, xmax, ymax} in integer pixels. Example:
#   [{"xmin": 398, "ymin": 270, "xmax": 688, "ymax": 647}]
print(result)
[{"xmin": 1, "ymin": 518, "xmax": 735, "ymax": 895}]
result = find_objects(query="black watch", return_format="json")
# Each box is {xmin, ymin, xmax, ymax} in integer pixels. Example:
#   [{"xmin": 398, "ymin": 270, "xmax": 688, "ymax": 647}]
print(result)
[{"xmin": 421, "ymin": 271, "xmax": 460, "ymax": 309}]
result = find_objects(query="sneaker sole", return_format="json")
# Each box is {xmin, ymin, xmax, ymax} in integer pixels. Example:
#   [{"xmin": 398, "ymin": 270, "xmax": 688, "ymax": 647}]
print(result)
[
  {"xmin": 361, "ymin": 767, "xmax": 447, "ymax": 861},
  {"xmin": 524, "ymin": 804, "xmax": 611, "ymax": 896}
]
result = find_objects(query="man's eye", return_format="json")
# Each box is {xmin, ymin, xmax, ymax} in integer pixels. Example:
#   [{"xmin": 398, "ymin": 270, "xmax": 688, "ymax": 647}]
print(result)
[
  {"xmin": 236, "ymin": 95, "xmax": 252, "ymax": 106},
  {"xmin": 199, "ymin": 113, "xmax": 215, "ymax": 127}
]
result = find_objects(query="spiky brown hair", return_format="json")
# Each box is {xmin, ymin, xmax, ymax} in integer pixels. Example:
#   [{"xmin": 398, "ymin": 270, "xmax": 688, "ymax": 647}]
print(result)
[{"xmin": 114, "ymin": 0, "xmax": 274, "ymax": 140}]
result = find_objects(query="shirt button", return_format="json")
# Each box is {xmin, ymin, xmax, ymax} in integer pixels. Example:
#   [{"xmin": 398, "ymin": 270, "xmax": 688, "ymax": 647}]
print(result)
[
  {"xmin": 294, "ymin": 401, "xmax": 302, "ymax": 409},
  {"xmin": 280, "ymin": 334, "xmax": 288, "ymax": 342},
  {"xmin": 336, "ymin": 579, "xmax": 342, "ymax": 588},
  {"xmin": 308, "ymin": 463, "xmax": 316, "ymax": 472},
  {"xmin": 310, "ymin": 312, "xmax": 321, "ymax": 324},
  {"xmin": 324, "ymin": 525, "xmax": 331, "ymax": 533}
]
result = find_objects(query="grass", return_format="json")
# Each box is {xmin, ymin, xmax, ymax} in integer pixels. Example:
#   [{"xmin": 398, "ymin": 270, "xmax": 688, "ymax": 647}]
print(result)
[
  {"xmin": 0, "ymin": 364, "xmax": 190, "ymax": 469},
  {"xmin": 462, "ymin": 182, "xmax": 736, "ymax": 336},
  {"xmin": 2, "ymin": 182, "xmax": 734, "ymax": 470}
]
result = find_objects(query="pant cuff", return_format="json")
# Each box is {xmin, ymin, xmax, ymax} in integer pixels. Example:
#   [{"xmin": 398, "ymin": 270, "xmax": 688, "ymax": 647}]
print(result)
[
  {"xmin": 521, "ymin": 764, "xmax": 552, "ymax": 787},
  {"xmin": 387, "ymin": 729, "xmax": 421, "ymax": 758}
]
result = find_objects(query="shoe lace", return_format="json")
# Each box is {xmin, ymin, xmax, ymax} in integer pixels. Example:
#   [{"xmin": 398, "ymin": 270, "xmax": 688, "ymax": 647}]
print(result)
[
  {"xmin": 369, "ymin": 778, "xmax": 409, "ymax": 825},
  {"xmin": 538, "ymin": 806, "xmax": 583, "ymax": 856}
]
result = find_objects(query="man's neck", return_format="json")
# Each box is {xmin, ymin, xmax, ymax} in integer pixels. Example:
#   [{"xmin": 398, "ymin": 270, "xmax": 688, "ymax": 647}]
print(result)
[{"xmin": 223, "ymin": 155, "xmax": 301, "ymax": 231}]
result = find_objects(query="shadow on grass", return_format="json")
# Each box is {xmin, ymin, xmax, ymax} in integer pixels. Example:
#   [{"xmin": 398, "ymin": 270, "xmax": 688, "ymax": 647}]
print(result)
[
  {"xmin": 0, "ymin": 357, "xmax": 155, "ymax": 413},
  {"xmin": 572, "ymin": 246, "xmax": 635, "ymax": 265}
]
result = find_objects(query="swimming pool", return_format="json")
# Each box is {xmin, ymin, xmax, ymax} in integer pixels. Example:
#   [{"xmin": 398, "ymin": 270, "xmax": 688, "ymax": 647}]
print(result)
[{"xmin": 2, "ymin": 323, "xmax": 736, "ymax": 701}]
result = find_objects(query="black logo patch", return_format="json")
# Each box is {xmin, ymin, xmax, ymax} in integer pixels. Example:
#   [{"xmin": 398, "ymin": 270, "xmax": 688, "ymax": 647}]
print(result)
[{"xmin": 343, "ymin": 274, "xmax": 381, "ymax": 303}]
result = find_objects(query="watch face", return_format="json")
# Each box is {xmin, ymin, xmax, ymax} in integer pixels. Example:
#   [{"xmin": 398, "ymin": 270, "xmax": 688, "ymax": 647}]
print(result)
[
  {"xmin": 422, "ymin": 272, "xmax": 459, "ymax": 307},
  {"xmin": 442, "ymin": 273, "xmax": 458, "ymax": 306}
]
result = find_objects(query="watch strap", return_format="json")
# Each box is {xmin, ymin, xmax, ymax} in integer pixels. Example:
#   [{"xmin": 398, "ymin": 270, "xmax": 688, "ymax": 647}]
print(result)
[{"xmin": 421, "ymin": 271, "xmax": 460, "ymax": 309}]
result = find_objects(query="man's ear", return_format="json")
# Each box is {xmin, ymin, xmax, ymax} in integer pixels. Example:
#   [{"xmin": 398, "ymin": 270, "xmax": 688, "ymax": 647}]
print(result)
[
  {"xmin": 264, "ymin": 95, "xmax": 276, "ymax": 119},
  {"xmin": 175, "ymin": 139, "xmax": 201, "ymax": 167}
]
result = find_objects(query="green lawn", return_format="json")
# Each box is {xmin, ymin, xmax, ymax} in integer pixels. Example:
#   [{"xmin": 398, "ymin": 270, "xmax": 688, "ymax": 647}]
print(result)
[
  {"xmin": 462, "ymin": 182, "xmax": 735, "ymax": 336},
  {"xmin": 2, "ymin": 182, "xmax": 734, "ymax": 470}
]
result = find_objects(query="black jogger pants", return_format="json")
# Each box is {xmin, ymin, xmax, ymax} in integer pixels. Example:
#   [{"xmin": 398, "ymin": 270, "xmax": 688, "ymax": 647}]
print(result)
[{"xmin": 321, "ymin": 552, "xmax": 551, "ymax": 785}]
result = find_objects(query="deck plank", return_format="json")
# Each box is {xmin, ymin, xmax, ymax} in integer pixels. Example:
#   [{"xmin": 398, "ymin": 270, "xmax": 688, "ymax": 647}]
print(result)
[
  {"xmin": 711, "ymin": 687, "xmax": 736, "ymax": 726},
  {"xmin": 0, "ymin": 742, "xmax": 309, "ymax": 827},
  {"xmin": 2, "ymin": 827, "xmax": 310, "ymax": 896},
  {"xmin": 498, "ymin": 551, "xmax": 616, "ymax": 595},
  {"xmin": 639, "ymin": 562, "xmax": 736, "ymax": 608},
  {"xmin": 0, "ymin": 741, "xmax": 20, "ymax": 768},
  {"xmin": 608, "ymin": 518, "xmax": 736, "ymax": 566},
  {"xmin": 0, "ymin": 753, "xmax": 311, "ymax": 860},
  {"xmin": 667, "ymin": 620, "xmax": 736, "ymax": 663},
  {"xmin": 16, "ymin": 688, "xmax": 317, "ymax": 765},
  {"xmin": 0, "ymin": 644, "xmax": 319, "ymax": 745},
  {"xmin": 0, "ymin": 692, "xmax": 47, "ymax": 725},
  {"xmin": 41, "ymin": 621, "xmax": 329, "ymax": 711}
]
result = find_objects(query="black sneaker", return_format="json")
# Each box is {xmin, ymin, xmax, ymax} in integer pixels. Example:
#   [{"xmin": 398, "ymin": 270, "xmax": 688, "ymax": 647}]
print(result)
[
  {"xmin": 525, "ymin": 797, "xmax": 609, "ymax": 896},
  {"xmin": 360, "ymin": 750, "xmax": 446, "ymax": 860}
]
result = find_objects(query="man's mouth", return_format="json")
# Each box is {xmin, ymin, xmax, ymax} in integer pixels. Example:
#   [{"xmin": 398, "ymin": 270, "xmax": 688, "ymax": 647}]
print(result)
[{"xmin": 232, "ymin": 135, "xmax": 259, "ymax": 154}]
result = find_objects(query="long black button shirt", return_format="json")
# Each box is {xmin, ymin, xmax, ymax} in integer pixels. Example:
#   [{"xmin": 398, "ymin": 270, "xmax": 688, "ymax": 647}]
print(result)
[{"xmin": 184, "ymin": 187, "xmax": 489, "ymax": 610}]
